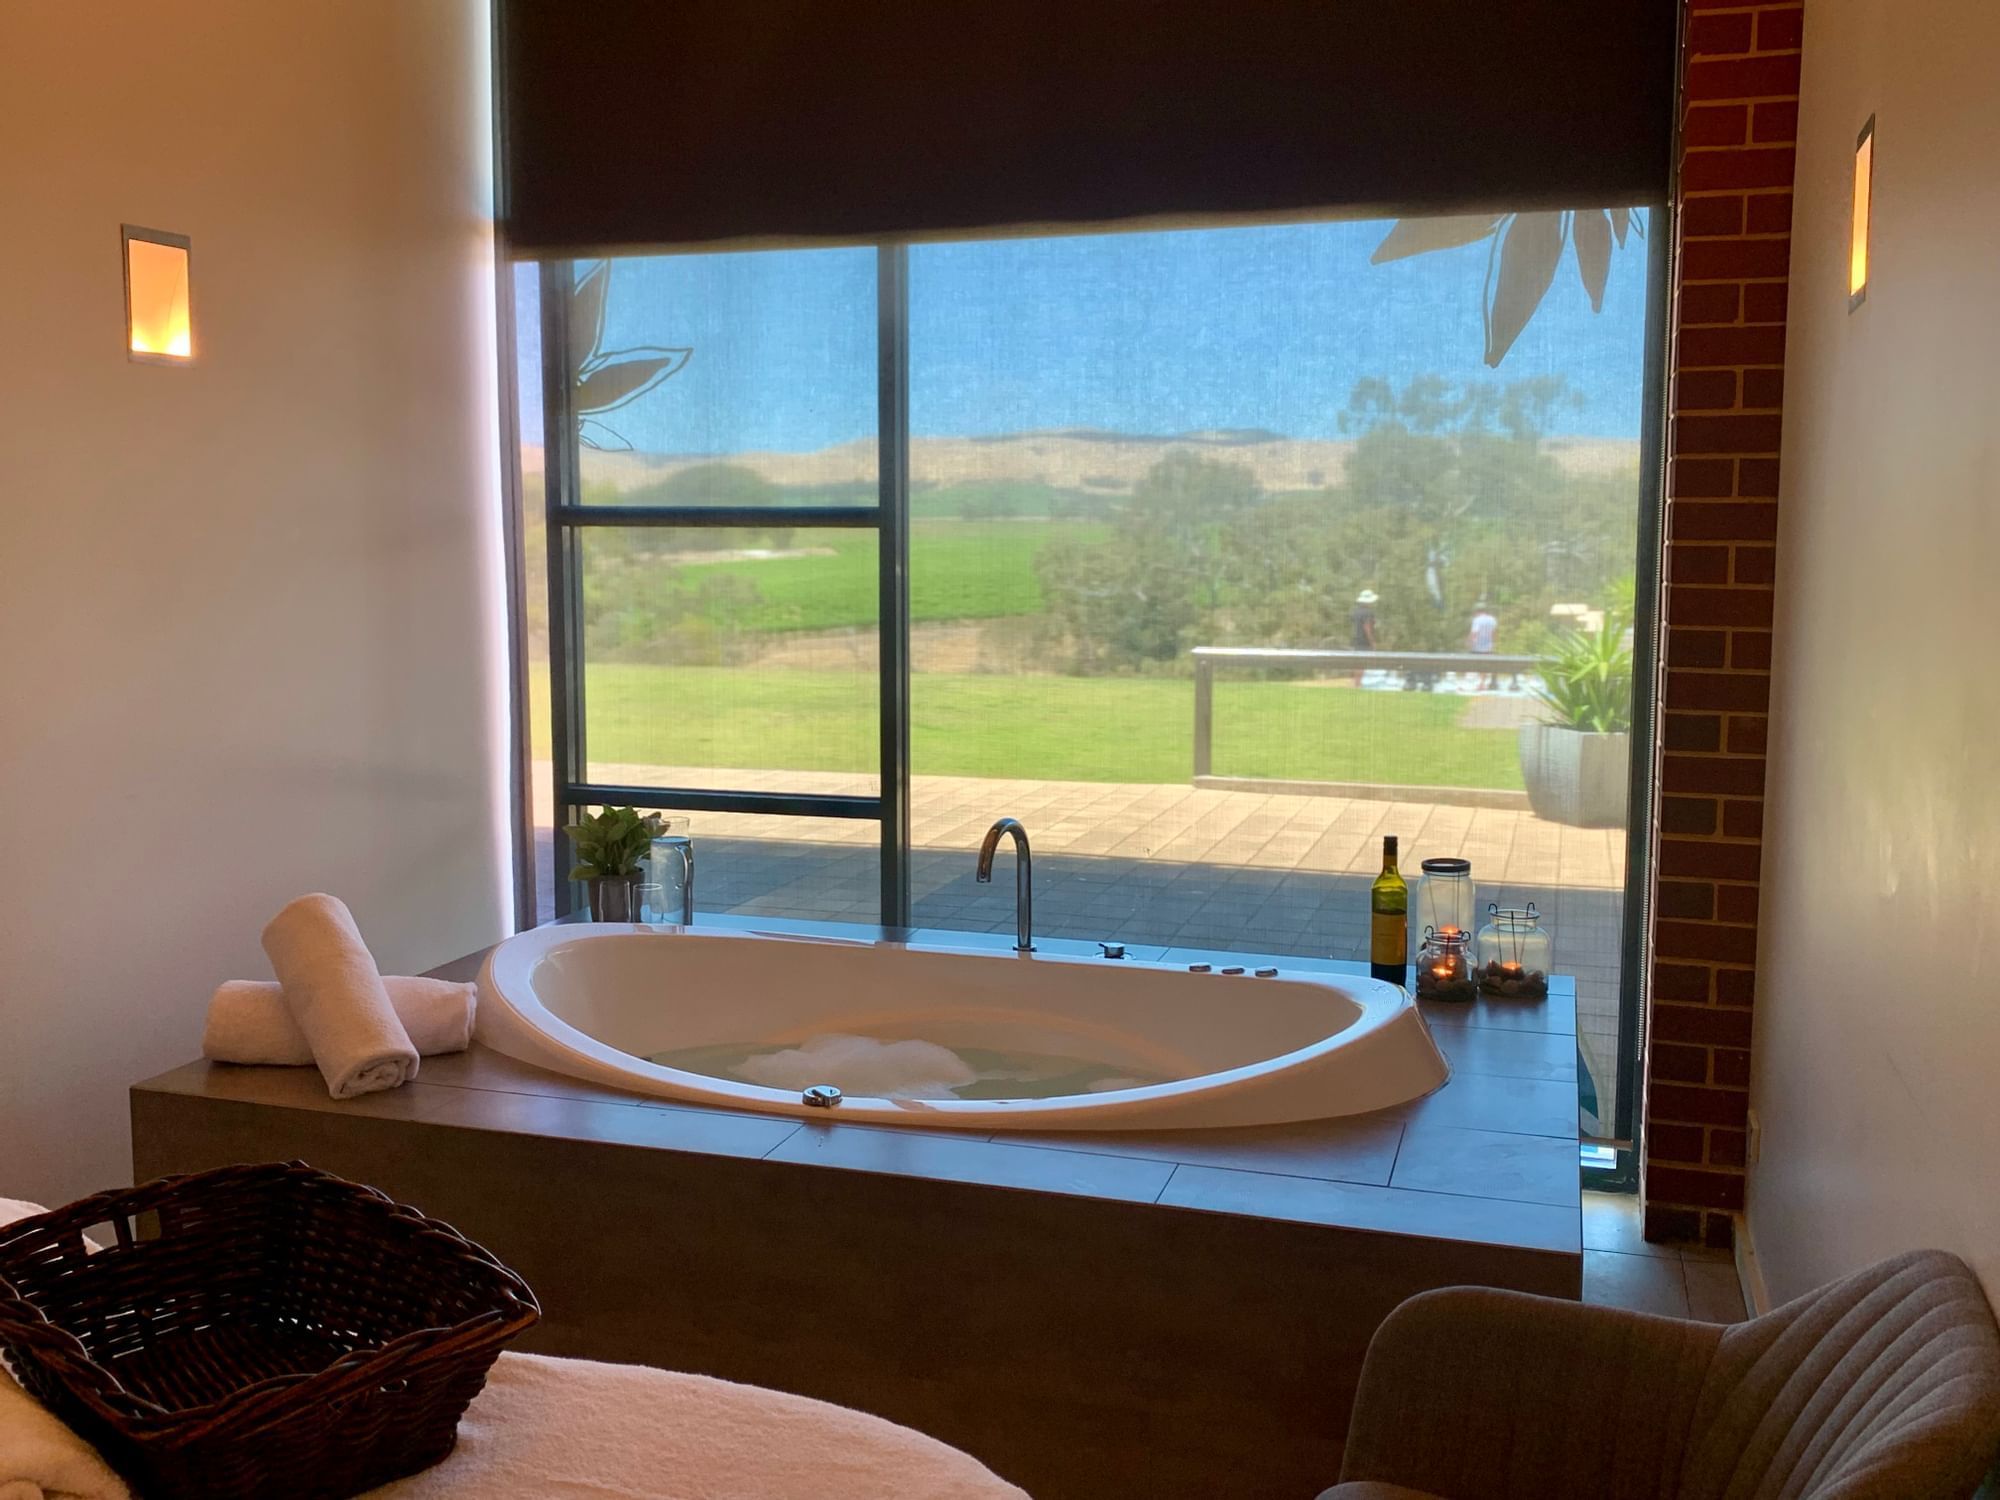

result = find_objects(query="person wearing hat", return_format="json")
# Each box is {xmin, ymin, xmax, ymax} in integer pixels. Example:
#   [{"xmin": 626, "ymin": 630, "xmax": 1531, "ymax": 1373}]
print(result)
[{"xmin": 1350, "ymin": 589, "xmax": 1380, "ymax": 682}]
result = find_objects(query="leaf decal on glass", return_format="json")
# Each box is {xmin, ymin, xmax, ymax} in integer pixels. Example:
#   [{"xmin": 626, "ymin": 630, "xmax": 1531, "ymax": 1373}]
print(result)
[
  {"xmin": 575, "ymin": 347, "xmax": 692, "ymax": 415},
  {"xmin": 569, "ymin": 261, "xmax": 611, "ymax": 374},
  {"xmin": 563, "ymin": 260, "xmax": 692, "ymax": 449},
  {"xmin": 1574, "ymin": 210, "xmax": 1612, "ymax": 313},
  {"xmin": 1370, "ymin": 214, "xmax": 1506, "ymax": 265},
  {"xmin": 1485, "ymin": 212, "xmax": 1565, "ymax": 367},
  {"xmin": 1370, "ymin": 206, "xmax": 1637, "ymax": 363},
  {"xmin": 579, "ymin": 418, "xmax": 632, "ymax": 452}
]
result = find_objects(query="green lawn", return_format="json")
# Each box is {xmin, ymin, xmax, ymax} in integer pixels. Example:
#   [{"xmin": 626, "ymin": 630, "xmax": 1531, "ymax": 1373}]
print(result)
[
  {"xmin": 654, "ymin": 520, "xmax": 1105, "ymax": 634},
  {"xmin": 534, "ymin": 665, "xmax": 1523, "ymax": 790}
]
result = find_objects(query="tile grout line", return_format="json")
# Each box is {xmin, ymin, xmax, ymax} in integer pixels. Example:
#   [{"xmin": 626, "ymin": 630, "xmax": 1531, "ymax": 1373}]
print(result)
[
  {"xmin": 758, "ymin": 1121, "xmax": 807, "ymax": 1160},
  {"xmin": 1382, "ymin": 1121, "xmax": 1409, "ymax": 1189}
]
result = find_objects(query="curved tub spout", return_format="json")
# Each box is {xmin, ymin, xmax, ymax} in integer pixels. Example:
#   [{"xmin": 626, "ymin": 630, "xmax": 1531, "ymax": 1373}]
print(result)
[{"xmin": 975, "ymin": 818, "xmax": 1033, "ymax": 952}]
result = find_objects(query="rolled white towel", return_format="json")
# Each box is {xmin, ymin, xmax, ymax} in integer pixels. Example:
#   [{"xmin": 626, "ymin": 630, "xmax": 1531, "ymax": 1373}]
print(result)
[
  {"xmin": 0, "ymin": 1353, "xmax": 132, "ymax": 1500},
  {"xmin": 261, "ymin": 894, "xmax": 418, "ymax": 1099},
  {"xmin": 0, "ymin": 1203, "xmax": 131, "ymax": 1500},
  {"xmin": 203, "ymin": 978, "xmax": 476, "ymax": 1067},
  {"xmin": 0, "ymin": 1201, "xmax": 51, "ymax": 1233}
]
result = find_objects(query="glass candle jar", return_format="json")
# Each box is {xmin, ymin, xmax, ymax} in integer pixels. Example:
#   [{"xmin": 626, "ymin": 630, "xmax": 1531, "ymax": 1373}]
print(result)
[
  {"xmin": 1414, "ymin": 925, "xmax": 1477, "ymax": 1003},
  {"xmin": 640, "ymin": 817, "xmax": 694, "ymax": 924},
  {"xmin": 1416, "ymin": 858, "xmax": 1475, "ymax": 947},
  {"xmin": 1476, "ymin": 902, "xmax": 1551, "ymax": 997}
]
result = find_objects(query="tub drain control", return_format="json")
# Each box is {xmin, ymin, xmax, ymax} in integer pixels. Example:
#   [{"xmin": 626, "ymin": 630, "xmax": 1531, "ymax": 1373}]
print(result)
[{"xmin": 802, "ymin": 1084, "xmax": 843, "ymax": 1108}]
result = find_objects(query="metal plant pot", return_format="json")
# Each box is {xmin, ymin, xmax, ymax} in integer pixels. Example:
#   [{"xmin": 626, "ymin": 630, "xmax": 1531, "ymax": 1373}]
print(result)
[
  {"xmin": 1517, "ymin": 723, "xmax": 1631, "ymax": 828},
  {"xmin": 586, "ymin": 873, "xmax": 643, "ymax": 922}
]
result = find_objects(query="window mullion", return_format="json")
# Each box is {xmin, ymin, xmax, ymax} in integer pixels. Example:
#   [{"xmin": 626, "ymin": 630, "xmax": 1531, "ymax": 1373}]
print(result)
[
  {"xmin": 539, "ymin": 259, "xmax": 586, "ymax": 918},
  {"xmin": 877, "ymin": 244, "xmax": 912, "ymax": 929}
]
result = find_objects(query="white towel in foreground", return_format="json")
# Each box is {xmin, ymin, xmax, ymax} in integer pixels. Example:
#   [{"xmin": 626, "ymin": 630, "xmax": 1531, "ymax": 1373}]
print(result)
[
  {"xmin": 0, "ymin": 1358, "xmax": 130, "ymax": 1500},
  {"xmin": 367, "ymin": 1351, "xmax": 1027, "ymax": 1499},
  {"xmin": 0, "ymin": 1201, "xmax": 1023, "ymax": 1499},
  {"xmin": 203, "ymin": 978, "xmax": 475, "ymax": 1067},
  {"xmin": 0, "ymin": 1347, "xmax": 1024, "ymax": 1500},
  {"xmin": 0, "ymin": 1201, "xmax": 130, "ymax": 1500},
  {"xmin": 262, "ymin": 894, "xmax": 417, "ymax": 1099},
  {"xmin": 0, "ymin": 1349, "xmax": 130, "ymax": 1500}
]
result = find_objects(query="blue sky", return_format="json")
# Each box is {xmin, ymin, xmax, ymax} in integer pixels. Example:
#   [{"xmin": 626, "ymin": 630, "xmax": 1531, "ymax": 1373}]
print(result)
[{"xmin": 516, "ymin": 211, "xmax": 1651, "ymax": 454}]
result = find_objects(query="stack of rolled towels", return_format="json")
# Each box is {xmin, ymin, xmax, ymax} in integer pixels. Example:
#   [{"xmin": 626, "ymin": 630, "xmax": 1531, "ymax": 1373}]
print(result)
[{"xmin": 201, "ymin": 893, "xmax": 475, "ymax": 1100}]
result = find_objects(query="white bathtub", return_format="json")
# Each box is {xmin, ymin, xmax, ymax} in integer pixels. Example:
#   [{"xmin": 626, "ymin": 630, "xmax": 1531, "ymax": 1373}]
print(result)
[{"xmin": 477, "ymin": 924, "xmax": 1449, "ymax": 1131}]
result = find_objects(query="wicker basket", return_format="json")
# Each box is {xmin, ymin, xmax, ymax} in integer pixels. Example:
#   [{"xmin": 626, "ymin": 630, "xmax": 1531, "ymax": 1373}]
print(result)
[{"xmin": 0, "ymin": 1160, "xmax": 539, "ymax": 1500}]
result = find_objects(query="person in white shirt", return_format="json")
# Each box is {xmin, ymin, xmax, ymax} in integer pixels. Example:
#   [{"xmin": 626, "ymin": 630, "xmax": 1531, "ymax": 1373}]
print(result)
[{"xmin": 1467, "ymin": 601, "xmax": 1498, "ymax": 689}]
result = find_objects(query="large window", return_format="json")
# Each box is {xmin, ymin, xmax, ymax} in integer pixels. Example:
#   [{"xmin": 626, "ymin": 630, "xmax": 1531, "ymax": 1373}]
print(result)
[{"xmin": 513, "ymin": 209, "xmax": 1665, "ymax": 1155}]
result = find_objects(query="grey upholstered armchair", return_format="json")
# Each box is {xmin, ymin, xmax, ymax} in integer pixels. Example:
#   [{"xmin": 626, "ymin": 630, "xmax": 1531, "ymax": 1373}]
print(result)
[{"xmin": 1322, "ymin": 1250, "xmax": 2000, "ymax": 1500}]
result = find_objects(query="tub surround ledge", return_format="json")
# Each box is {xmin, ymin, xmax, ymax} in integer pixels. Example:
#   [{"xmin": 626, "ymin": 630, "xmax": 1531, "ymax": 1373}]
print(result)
[{"xmin": 131, "ymin": 918, "xmax": 1581, "ymax": 1500}]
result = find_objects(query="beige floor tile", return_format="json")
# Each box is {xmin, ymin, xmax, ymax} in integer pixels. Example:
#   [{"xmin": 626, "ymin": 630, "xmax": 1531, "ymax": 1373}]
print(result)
[
  {"xmin": 1683, "ymin": 1260, "xmax": 1749, "ymax": 1324},
  {"xmin": 1582, "ymin": 1191, "xmax": 1675, "ymax": 1259},
  {"xmin": 1583, "ymin": 1249, "xmax": 1690, "ymax": 1318}
]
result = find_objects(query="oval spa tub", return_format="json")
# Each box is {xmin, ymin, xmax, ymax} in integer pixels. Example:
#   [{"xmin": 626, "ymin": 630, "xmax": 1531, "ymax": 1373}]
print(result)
[{"xmin": 476, "ymin": 923, "xmax": 1449, "ymax": 1131}]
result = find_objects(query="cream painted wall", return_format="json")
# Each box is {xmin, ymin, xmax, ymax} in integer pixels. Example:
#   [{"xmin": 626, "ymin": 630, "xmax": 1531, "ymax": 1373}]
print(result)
[
  {"xmin": 1749, "ymin": 0, "xmax": 2000, "ymax": 1301},
  {"xmin": 0, "ymin": 2, "xmax": 508, "ymax": 1204}
]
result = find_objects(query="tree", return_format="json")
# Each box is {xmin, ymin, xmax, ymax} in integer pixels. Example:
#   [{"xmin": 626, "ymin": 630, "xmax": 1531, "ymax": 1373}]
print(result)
[
  {"xmin": 1126, "ymin": 450, "xmax": 1260, "ymax": 611},
  {"xmin": 1327, "ymin": 376, "xmax": 1593, "ymax": 652},
  {"xmin": 1033, "ymin": 386, "xmax": 1639, "ymax": 670},
  {"xmin": 624, "ymin": 463, "xmax": 794, "ymax": 551},
  {"xmin": 651, "ymin": 462, "xmax": 780, "ymax": 509},
  {"xmin": 1036, "ymin": 451, "xmax": 1261, "ymax": 672},
  {"xmin": 1204, "ymin": 376, "xmax": 1637, "ymax": 658}
]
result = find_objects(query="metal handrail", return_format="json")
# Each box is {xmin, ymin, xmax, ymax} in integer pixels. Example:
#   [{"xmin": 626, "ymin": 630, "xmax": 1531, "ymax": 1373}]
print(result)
[{"xmin": 1190, "ymin": 646, "xmax": 1541, "ymax": 779}]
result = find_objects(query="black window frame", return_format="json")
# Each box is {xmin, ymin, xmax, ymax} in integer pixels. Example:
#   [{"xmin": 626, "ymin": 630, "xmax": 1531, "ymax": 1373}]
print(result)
[
  {"xmin": 513, "ymin": 217, "xmax": 1672, "ymax": 1168},
  {"xmin": 535, "ymin": 246, "xmax": 912, "ymax": 928}
]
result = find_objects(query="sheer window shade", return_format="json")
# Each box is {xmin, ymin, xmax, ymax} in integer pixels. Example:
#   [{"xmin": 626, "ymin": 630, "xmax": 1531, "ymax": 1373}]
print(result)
[{"xmin": 498, "ymin": 0, "xmax": 1677, "ymax": 254}]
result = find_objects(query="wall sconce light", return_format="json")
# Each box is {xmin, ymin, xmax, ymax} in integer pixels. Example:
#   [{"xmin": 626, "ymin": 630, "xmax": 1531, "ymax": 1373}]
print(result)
[
  {"xmin": 1849, "ymin": 117, "xmax": 1874, "ymax": 311},
  {"xmin": 122, "ymin": 225, "xmax": 193, "ymax": 362}
]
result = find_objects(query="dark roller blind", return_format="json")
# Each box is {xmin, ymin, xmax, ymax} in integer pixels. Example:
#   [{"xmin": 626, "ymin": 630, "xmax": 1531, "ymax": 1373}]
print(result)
[{"xmin": 499, "ymin": 0, "xmax": 1677, "ymax": 253}]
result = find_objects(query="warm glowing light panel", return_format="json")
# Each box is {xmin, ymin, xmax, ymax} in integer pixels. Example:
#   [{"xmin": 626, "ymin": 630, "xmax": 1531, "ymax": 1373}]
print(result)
[
  {"xmin": 124, "ymin": 228, "xmax": 192, "ymax": 360},
  {"xmin": 1850, "ymin": 118, "xmax": 1874, "ymax": 309}
]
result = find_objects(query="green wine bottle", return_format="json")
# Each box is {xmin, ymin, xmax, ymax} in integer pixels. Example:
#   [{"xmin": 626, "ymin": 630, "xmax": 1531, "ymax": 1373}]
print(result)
[{"xmin": 1369, "ymin": 835, "xmax": 1408, "ymax": 985}]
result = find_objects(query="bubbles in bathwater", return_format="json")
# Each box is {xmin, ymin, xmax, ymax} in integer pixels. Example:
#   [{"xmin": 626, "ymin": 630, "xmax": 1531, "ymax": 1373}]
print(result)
[
  {"xmin": 646, "ymin": 1032, "xmax": 1169, "ymax": 1101},
  {"xmin": 745, "ymin": 1035, "xmax": 972, "ymax": 1097}
]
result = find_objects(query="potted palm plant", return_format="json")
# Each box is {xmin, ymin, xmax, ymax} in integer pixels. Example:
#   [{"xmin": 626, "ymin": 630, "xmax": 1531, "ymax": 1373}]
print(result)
[
  {"xmin": 1518, "ymin": 618, "xmax": 1633, "ymax": 828},
  {"xmin": 565, "ymin": 806, "xmax": 665, "ymax": 921}
]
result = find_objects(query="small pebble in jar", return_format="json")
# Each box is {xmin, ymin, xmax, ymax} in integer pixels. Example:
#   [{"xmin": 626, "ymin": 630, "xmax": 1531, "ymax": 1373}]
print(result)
[
  {"xmin": 1479, "ymin": 960, "xmax": 1549, "ymax": 998},
  {"xmin": 1416, "ymin": 971, "xmax": 1478, "ymax": 1003}
]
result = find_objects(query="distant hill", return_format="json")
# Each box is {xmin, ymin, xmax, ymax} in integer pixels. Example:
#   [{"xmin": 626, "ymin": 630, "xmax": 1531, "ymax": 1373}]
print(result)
[{"xmin": 522, "ymin": 429, "xmax": 1641, "ymax": 496}]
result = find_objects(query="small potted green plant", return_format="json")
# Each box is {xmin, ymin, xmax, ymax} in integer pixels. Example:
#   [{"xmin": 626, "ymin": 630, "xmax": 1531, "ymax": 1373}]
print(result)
[
  {"xmin": 1518, "ymin": 616, "xmax": 1634, "ymax": 828},
  {"xmin": 565, "ymin": 806, "xmax": 665, "ymax": 921}
]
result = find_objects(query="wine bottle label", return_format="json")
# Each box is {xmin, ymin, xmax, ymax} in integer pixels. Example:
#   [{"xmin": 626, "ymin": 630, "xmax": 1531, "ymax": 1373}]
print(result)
[{"xmin": 1370, "ymin": 913, "xmax": 1407, "ymax": 965}]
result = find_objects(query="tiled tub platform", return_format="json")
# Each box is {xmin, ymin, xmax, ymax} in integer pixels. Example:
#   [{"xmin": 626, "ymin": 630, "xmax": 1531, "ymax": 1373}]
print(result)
[{"xmin": 131, "ymin": 933, "xmax": 1581, "ymax": 1500}]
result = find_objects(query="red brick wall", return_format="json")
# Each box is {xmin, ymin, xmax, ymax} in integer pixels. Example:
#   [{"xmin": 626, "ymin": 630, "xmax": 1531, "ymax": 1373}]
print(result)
[{"xmin": 1644, "ymin": 0, "xmax": 1803, "ymax": 1248}]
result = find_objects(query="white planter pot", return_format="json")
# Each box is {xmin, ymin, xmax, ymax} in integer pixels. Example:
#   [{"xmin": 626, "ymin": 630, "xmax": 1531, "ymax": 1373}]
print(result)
[{"xmin": 1517, "ymin": 724, "xmax": 1631, "ymax": 828}]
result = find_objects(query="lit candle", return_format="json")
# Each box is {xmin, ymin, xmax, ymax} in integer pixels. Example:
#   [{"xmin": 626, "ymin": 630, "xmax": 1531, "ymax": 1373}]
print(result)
[{"xmin": 1499, "ymin": 961, "xmax": 1524, "ymax": 978}]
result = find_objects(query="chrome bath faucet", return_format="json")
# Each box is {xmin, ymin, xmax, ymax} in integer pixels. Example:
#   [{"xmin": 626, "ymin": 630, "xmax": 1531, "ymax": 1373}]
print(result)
[{"xmin": 975, "ymin": 818, "xmax": 1034, "ymax": 952}]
